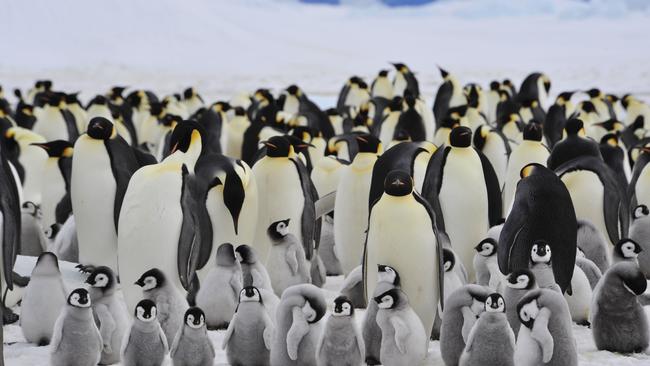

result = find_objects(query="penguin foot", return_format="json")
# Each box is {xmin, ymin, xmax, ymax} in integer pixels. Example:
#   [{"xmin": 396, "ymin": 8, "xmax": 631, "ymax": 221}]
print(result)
[
  {"xmin": 2, "ymin": 306, "xmax": 19, "ymax": 324},
  {"xmin": 76, "ymin": 264, "xmax": 96, "ymax": 274},
  {"xmin": 366, "ymin": 356, "xmax": 380, "ymax": 365}
]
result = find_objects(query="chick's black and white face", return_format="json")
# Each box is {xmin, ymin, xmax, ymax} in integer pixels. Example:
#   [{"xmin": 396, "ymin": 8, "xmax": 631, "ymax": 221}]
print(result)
[
  {"xmin": 142, "ymin": 276, "xmax": 157, "ymax": 291},
  {"xmin": 276, "ymin": 221, "xmax": 289, "ymax": 236},
  {"xmin": 377, "ymin": 265, "xmax": 398, "ymax": 284},
  {"xmin": 619, "ymin": 240, "xmax": 640, "ymax": 259},
  {"xmin": 633, "ymin": 205, "xmax": 649, "ymax": 220},
  {"xmin": 333, "ymin": 297, "xmax": 353, "ymax": 317},
  {"xmin": 136, "ymin": 305, "xmax": 157, "ymax": 322},
  {"xmin": 91, "ymin": 273, "xmax": 109, "ymax": 288},
  {"xmin": 478, "ymin": 242, "xmax": 495, "ymax": 257},
  {"xmin": 303, "ymin": 301, "xmax": 317, "ymax": 322},
  {"xmin": 68, "ymin": 289, "xmax": 90, "ymax": 308},
  {"xmin": 531, "ymin": 243, "xmax": 551, "ymax": 264},
  {"xmin": 508, "ymin": 274, "xmax": 530, "ymax": 289},
  {"xmin": 485, "ymin": 294, "xmax": 505, "ymax": 313},
  {"xmin": 186, "ymin": 313, "xmax": 205, "ymax": 329},
  {"xmin": 377, "ymin": 294, "xmax": 394, "ymax": 309},
  {"xmin": 518, "ymin": 299, "xmax": 540, "ymax": 329},
  {"xmin": 240, "ymin": 287, "xmax": 261, "ymax": 303}
]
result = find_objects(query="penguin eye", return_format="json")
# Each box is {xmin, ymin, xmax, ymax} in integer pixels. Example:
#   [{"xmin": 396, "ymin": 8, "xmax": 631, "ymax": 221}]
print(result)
[
  {"xmin": 187, "ymin": 315, "xmax": 194, "ymax": 323},
  {"xmin": 520, "ymin": 309, "xmax": 529, "ymax": 321},
  {"xmin": 387, "ymin": 267, "xmax": 393, "ymax": 273},
  {"xmin": 545, "ymin": 245, "xmax": 551, "ymax": 252},
  {"xmin": 532, "ymin": 246, "xmax": 537, "ymax": 253},
  {"xmin": 499, "ymin": 299, "xmax": 504, "ymax": 307},
  {"xmin": 343, "ymin": 303, "xmax": 350, "ymax": 311}
]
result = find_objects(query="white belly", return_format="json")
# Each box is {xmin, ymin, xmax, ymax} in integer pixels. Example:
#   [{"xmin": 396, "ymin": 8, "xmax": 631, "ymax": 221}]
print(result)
[
  {"xmin": 562, "ymin": 171, "xmax": 610, "ymax": 246},
  {"xmin": 71, "ymin": 137, "xmax": 118, "ymax": 270},
  {"xmin": 379, "ymin": 114, "xmax": 399, "ymax": 148},
  {"xmin": 33, "ymin": 107, "xmax": 69, "ymax": 141},
  {"xmin": 41, "ymin": 159, "xmax": 67, "ymax": 229},
  {"xmin": 514, "ymin": 326, "xmax": 543, "ymax": 366},
  {"xmin": 19, "ymin": 146, "xmax": 48, "ymax": 204},
  {"xmin": 482, "ymin": 134, "xmax": 509, "ymax": 191},
  {"xmin": 564, "ymin": 265, "xmax": 592, "ymax": 323},
  {"xmin": 413, "ymin": 150, "xmax": 431, "ymax": 194},
  {"xmin": 504, "ymin": 142, "xmax": 549, "ymax": 215},
  {"xmin": 636, "ymin": 165, "xmax": 650, "ymax": 209}
]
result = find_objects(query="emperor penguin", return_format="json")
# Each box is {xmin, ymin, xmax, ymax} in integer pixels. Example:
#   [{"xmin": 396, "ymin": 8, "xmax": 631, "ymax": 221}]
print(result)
[
  {"xmin": 629, "ymin": 146, "xmax": 650, "ymax": 211},
  {"xmin": 440, "ymin": 284, "xmax": 490, "ymax": 366},
  {"xmin": 85, "ymin": 266, "xmax": 129, "ymax": 365},
  {"xmin": 529, "ymin": 240, "xmax": 561, "ymax": 292},
  {"xmin": 118, "ymin": 121, "xmax": 207, "ymax": 312},
  {"xmin": 195, "ymin": 243, "xmax": 242, "ymax": 330},
  {"xmin": 121, "ymin": 299, "xmax": 169, "ymax": 366},
  {"xmin": 31, "ymin": 140, "xmax": 73, "ymax": 230},
  {"xmin": 503, "ymin": 268, "xmax": 537, "ymax": 337},
  {"xmin": 472, "ymin": 238, "xmax": 504, "ymax": 291},
  {"xmin": 377, "ymin": 97, "xmax": 404, "ymax": 148},
  {"xmin": 503, "ymin": 122, "xmax": 549, "ymax": 213},
  {"xmin": 3, "ymin": 126, "xmax": 47, "ymax": 204},
  {"xmin": 563, "ymin": 258, "xmax": 593, "ymax": 326},
  {"xmin": 270, "ymin": 283, "xmax": 327, "ymax": 366},
  {"xmin": 371, "ymin": 69, "xmax": 394, "ymax": 99},
  {"xmin": 459, "ymin": 293, "xmax": 515, "ymax": 366},
  {"xmin": 225, "ymin": 107, "xmax": 250, "ymax": 159},
  {"xmin": 514, "ymin": 289, "xmax": 578, "ymax": 366},
  {"xmin": 182, "ymin": 87, "xmax": 204, "ymax": 116},
  {"xmin": 576, "ymin": 219, "xmax": 611, "ymax": 273},
  {"xmin": 20, "ymin": 252, "xmax": 67, "ymax": 346},
  {"xmin": 223, "ymin": 286, "xmax": 274, "ymax": 366},
  {"xmin": 266, "ymin": 219, "xmax": 311, "ymax": 296},
  {"xmin": 50, "ymin": 288, "xmax": 103, "ymax": 366},
  {"xmin": 374, "ymin": 288, "xmax": 427, "ymax": 366},
  {"xmin": 72, "ymin": 116, "xmax": 146, "ymax": 272},
  {"xmin": 575, "ymin": 251, "xmax": 602, "ymax": 289},
  {"xmin": 547, "ymin": 118, "xmax": 602, "ymax": 170},
  {"xmin": 517, "ymin": 72, "xmax": 551, "ymax": 111},
  {"xmin": 473, "ymin": 124, "xmax": 511, "ymax": 190},
  {"xmin": 499, "ymin": 163, "xmax": 577, "ymax": 293},
  {"xmin": 612, "ymin": 238, "xmax": 642, "ymax": 264},
  {"xmin": 252, "ymin": 135, "xmax": 318, "ymax": 264},
  {"xmin": 391, "ymin": 63, "xmax": 419, "ymax": 98},
  {"xmin": 235, "ymin": 244, "xmax": 272, "ymax": 290},
  {"xmin": 422, "ymin": 126, "xmax": 502, "ymax": 280},
  {"xmin": 586, "ymin": 88, "xmax": 615, "ymax": 122},
  {"xmin": 363, "ymin": 170, "xmax": 443, "ymax": 339},
  {"xmin": 33, "ymin": 93, "xmax": 79, "ymax": 142},
  {"xmin": 629, "ymin": 204, "xmax": 650, "ymax": 277},
  {"xmin": 591, "ymin": 261, "xmax": 648, "ymax": 353},
  {"xmin": 317, "ymin": 295, "xmax": 364, "ymax": 366},
  {"xmin": 170, "ymin": 307, "xmax": 215, "ymax": 366},
  {"xmin": 135, "ymin": 268, "xmax": 189, "ymax": 344},
  {"xmin": 544, "ymin": 91, "xmax": 575, "ymax": 147},
  {"xmin": 20, "ymin": 201, "xmax": 46, "ymax": 257},
  {"xmin": 363, "ymin": 264, "xmax": 401, "ymax": 365},
  {"xmin": 334, "ymin": 134, "xmax": 381, "ymax": 275},
  {"xmin": 433, "ymin": 66, "xmax": 467, "ymax": 126}
]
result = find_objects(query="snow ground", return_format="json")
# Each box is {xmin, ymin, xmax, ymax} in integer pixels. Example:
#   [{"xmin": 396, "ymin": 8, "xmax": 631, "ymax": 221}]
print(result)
[{"xmin": 4, "ymin": 256, "xmax": 650, "ymax": 365}]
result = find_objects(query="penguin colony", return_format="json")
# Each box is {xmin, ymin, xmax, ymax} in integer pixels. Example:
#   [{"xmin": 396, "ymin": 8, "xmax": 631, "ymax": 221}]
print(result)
[{"xmin": 1, "ymin": 64, "xmax": 650, "ymax": 365}]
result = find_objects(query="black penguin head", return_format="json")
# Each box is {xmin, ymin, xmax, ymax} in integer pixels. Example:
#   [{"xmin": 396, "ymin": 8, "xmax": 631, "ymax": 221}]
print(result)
[
  {"xmin": 68, "ymin": 288, "xmax": 91, "ymax": 308},
  {"xmin": 377, "ymin": 264, "xmax": 400, "ymax": 286},
  {"xmin": 485, "ymin": 293, "xmax": 505, "ymax": 313},
  {"xmin": 530, "ymin": 240, "xmax": 552, "ymax": 264},
  {"xmin": 85, "ymin": 266, "xmax": 116, "ymax": 290},
  {"xmin": 489, "ymin": 81, "xmax": 500, "ymax": 91},
  {"xmin": 392, "ymin": 62, "xmax": 409, "ymax": 74},
  {"xmin": 235, "ymin": 244, "xmax": 257, "ymax": 264},
  {"xmin": 442, "ymin": 248, "xmax": 456, "ymax": 272},
  {"xmin": 169, "ymin": 120, "xmax": 204, "ymax": 154},
  {"xmin": 239, "ymin": 286, "xmax": 262, "ymax": 303},
  {"xmin": 183, "ymin": 87, "xmax": 196, "ymax": 100},
  {"xmin": 580, "ymin": 101, "xmax": 597, "ymax": 114},
  {"xmin": 403, "ymin": 90, "xmax": 417, "ymax": 108},
  {"xmin": 374, "ymin": 288, "xmax": 405, "ymax": 310},
  {"xmin": 557, "ymin": 91, "xmax": 575, "ymax": 104},
  {"xmin": 613, "ymin": 262, "xmax": 648, "ymax": 296},
  {"xmin": 234, "ymin": 107, "xmax": 246, "ymax": 117},
  {"xmin": 523, "ymin": 121, "xmax": 543, "ymax": 141},
  {"xmin": 586, "ymin": 88, "xmax": 602, "ymax": 99},
  {"xmin": 449, "ymin": 126, "xmax": 472, "ymax": 148},
  {"xmin": 332, "ymin": 296, "xmax": 354, "ymax": 317},
  {"xmin": 135, "ymin": 299, "xmax": 158, "ymax": 322},
  {"xmin": 507, "ymin": 269, "xmax": 536, "ymax": 290},
  {"xmin": 355, "ymin": 134, "xmax": 382, "ymax": 154},
  {"xmin": 542, "ymin": 75, "xmax": 551, "ymax": 93},
  {"xmin": 519, "ymin": 162, "xmax": 545, "ymax": 179},
  {"xmin": 564, "ymin": 118, "xmax": 584, "ymax": 136},
  {"xmin": 216, "ymin": 243, "xmax": 237, "ymax": 266},
  {"xmin": 44, "ymin": 223, "xmax": 60, "ymax": 240},
  {"xmin": 383, "ymin": 170, "xmax": 413, "ymax": 197},
  {"xmin": 437, "ymin": 65, "xmax": 449, "ymax": 79},
  {"xmin": 87, "ymin": 117, "xmax": 115, "ymax": 140},
  {"xmin": 301, "ymin": 295, "xmax": 326, "ymax": 324},
  {"xmin": 600, "ymin": 133, "xmax": 619, "ymax": 147},
  {"xmin": 286, "ymin": 85, "xmax": 301, "ymax": 97},
  {"xmin": 262, "ymin": 136, "xmax": 292, "ymax": 158},
  {"xmin": 30, "ymin": 140, "xmax": 73, "ymax": 158},
  {"xmin": 633, "ymin": 205, "xmax": 649, "ymax": 220},
  {"xmin": 65, "ymin": 92, "xmax": 81, "ymax": 105},
  {"xmin": 615, "ymin": 239, "xmax": 642, "ymax": 259},
  {"xmin": 388, "ymin": 96, "xmax": 403, "ymax": 112},
  {"xmin": 212, "ymin": 101, "xmax": 231, "ymax": 113},
  {"xmin": 184, "ymin": 307, "xmax": 206, "ymax": 329},
  {"xmin": 268, "ymin": 219, "xmax": 290, "ymax": 242},
  {"xmin": 517, "ymin": 295, "xmax": 540, "ymax": 329},
  {"xmin": 378, "ymin": 69, "xmax": 389, "ymax": 78},
  {"xmin": 135, "ymin": 268, "xmax": 165, "ymax": 292},
  {"xmin": 475, "ymin": 238, "xmax": 497, "ymax": 257}
]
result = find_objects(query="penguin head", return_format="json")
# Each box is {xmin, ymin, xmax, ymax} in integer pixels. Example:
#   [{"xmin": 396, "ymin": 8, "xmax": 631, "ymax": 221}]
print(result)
[
  {"xmin": 556, "ymin": 91, "xmax": 575, "ymax": 105},
  {"xmin": 383, "ymin": 170, "xmax": 413, "ymax": 197},
  {"xmin": 442, "ymin": 248, "xmax": 456, "ymax": 272},
  {"xmin": 489, "ymin": 81, "xmax": 500, "ymax": 91},
  {"xmin": 392, "ymin": 62, "xmax": 409, "ymax": 74},
  {"xmin": 65, "ymin": 92, "xmax": 81, "ymax": 106},
  {"xmin": 519, "ymin": 162, "xmax": 545, "ymax": 179},
  {"xmin": 586, "ymin": 88, "xmax": 602, "ymax": 99},
  {"xmin": 437, "ymin": 65, "xmax": 449, "ymax": 79},
  {"xmin": 183, "ymin": 87, "xmax": 198, "ymax": 100},
  {"xmin": 85, "ymin": 266, "xmax": 116, "ymax": 290},
  {"xmin": 212, "ymin": 101, "xmax": 231, "ymax": 113},
  {"xmin": 44, "ymin": 223, "xmax": 60, "ymax": 240},
  {"xmin": 485, "ymin": 293, "xmax": 505, "ymax": 313},
  {"xmin": 68, "ymin": 288, "xmax": 91, "ymax": 308},
  {"xmin": 33, "ymin": 252, "xmax": 60, "ymax": 276},
  {"xmin": 378, "ymin": 69, "xmax": 389, "ymax": 78},
  {"xmin": 135, "ymin": 299, "xmax": 158, "ymax": 322},
  {"xmin": 239, "ymin": 286, "xmax": 262, "ymax": 303},
  {"xmin": 135, "ymin": 268, "xmax": 165, "ymax": 291},
  {"xmin": 268, "ymin": 219, "xmax": 290, "ymax": 241},
  {"xmin": 564, "ymin": 118, "xmax": 585, "ymax": 136},
  {"xmin": 377, "ymin": 264, "xmax": 401, "ymax": 286},
  {"xmin": 234, "ymin": 107, "xmax": 246, "ymax": 117},
  {"xmin": 475, "ymin": 238, "xmax": 497, "ymax": 257},
  {"xmin": 374, "ymin": 288, "xmax": 405, "ymax": 310},
  {"xmin": 355, "ymin": 134, "xmax": 382, "ymax": 154},
  {"xmin": 612, "ymin": 262, "xmax": 647, "ymax": 296},
  {"xmin": 301, "ymin": 296, "xmax": 326, "ymax": 324},
  {"xmin": 633, "ymin": 205, "xmax": 649, "ymax": 220},
  {"xmin": 169, "ymin": 120, "xmax": 204, "ymax": 154},
  {"xmin": 235, "ymin": 244, "xmax": 257, "ymax": 264},
  {"xmin": 21, "ymin": 201, "xmax": 40, "ymax": 217},
  {"xmin": 615, "ymin": 239, "xmax": 642, "ymax": 259},
  {"xmin": 506, "ymin": 269, "xmax": 536, "ymax": 290},
  {"xmin": 262, "ymin": 136, "xmax": 292, "ymax": 158},
  {"xmin": 523, "ymin": 121, "xmax": 543, "ymax": 142},
  {"xmin": 286, "ymin": 85, "xmax": 301, "ymax": 97},
  {"xmin": 332, "ymin": 295, "xmax": 354, "ymax": 317},
  {"xmin": 530, "ymin": 240, "xmax": 552, "ymax": 264},
  {"xmin": 216, "ymin": 243, "xmax": 237, "ymax": 266},
  {"xmin": 517, "ymin": 297, "xmax": 540, "ymax": 329},
  {"xmin": 449, "ymin": 126, "xmax": 472, "ymax": 148},
  {"xmin": 30, "ymin": 140, "xmax": 73, "ymax": 158},
  {"xmin": 184, "ymin": 307, "xmax": 206, "ymax": 329},
  {"xmin": 600, "ymin": 133, "xmax": 620, "ymax": 148}
]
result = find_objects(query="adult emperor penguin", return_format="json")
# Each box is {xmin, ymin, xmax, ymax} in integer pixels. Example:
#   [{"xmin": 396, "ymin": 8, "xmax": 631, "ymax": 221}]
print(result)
[
  {"xmin": 72, "ymin": 117, "xmax": 146, "ymax": 272},
  {"xmin": 459, "ymin": 293, "xmax": 515, "ymax": 366},
  {"xmin": 118, "ymin": 121, "xmax": 206, "ymax": 312},
  {"xmin": 612, "ymin": 238, "xmax": 642, "ymax": 264},
  {"xmin": 503, "ymin": 268, "xmax": 537, "ymax": 337},
  {"xmin": 503, "ymin": 122, "xmax": 549, "ymax": 213},
  {"xmin": 517, "ymin": 72, "xmax": 551, "ymax": 111},
  {"xmin": 371, "ymin": 69, "xmax": 394, "ymax": 99},
  {"xmin": 317, "ymin": 296, "xmax": 364, "ymax": 366},
  {"xmin": 629, "ymin": 204, "xmax": 650, "ymax": 277},
  {"xmin": 629, "ymin": 145, "xmax": 650, "ymax": 210},
  {"xmin": 32, "ymin": 140, "xmax": 73, "ymax": 230},
  {"xmin": 591, "ymin": 261, "xmax": 648, "ymax": 353},
  {"xmin": 4, "ymin": 126, "xmax": 47, "ymax": 204},
  {"xmin": 33, "ymin": 93, "xmax": 79, "ymax": 143},
  {"xmin": 170, "ymin": 307, "xmax": 215, "ymax": 366},
  {"xmin": 363, "ymin": 264, "xmax": 401, "ymax": 365},
  {"xmin": 499, "ymin": 163, "xmax": 576, "ymax": 293},
  {"xmin": 473, "ymin": 124, "xmax": 511, "ymax": 190},
  {"xmin": 544, "ymin": 91, "xmax": 575, "ymax": 147},
  {"xmin": 433, "ymin": 66, "xmax": 467, "ymax": 127},
  {"xmin": 422, "ymin": 126, "xmax": 502, "ymax": 280},
  {"xmin": 252, "ymin": 135, "xmax": 318, "ymax": 263},
  {"xmin": 363, "ymin": 170, "xmax": 443, "ymax": 339},
  {"xmin": 270, "ymin": 283, "xmax": 327, "ymax": 366},
  {"xmin": 20, "ymin": 252, "xmax": 67, "ymax": 346},
  {"xmin": 514, "ymin": 289, "xmax": 577, "ymax": 366},
  {"xmin": 334, "ymin": 134, "xmax": 381, "ymax": 275},
  {"xmin": 391, "ymin": 63, "xmax": 419, "ymax": 98},
  {"xmin": 121, "ymin": 300, "xmax": 169, "ymax": 366}
]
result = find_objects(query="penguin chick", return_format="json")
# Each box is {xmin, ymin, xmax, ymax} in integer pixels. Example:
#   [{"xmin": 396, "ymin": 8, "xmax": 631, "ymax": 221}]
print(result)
[
  {"xmin": 50, "ymin": 288, "xmax": 103, "ymax": 366},
  {"xmin": 473, "ymin": 238, "xmax": 504, "ymax": 291},
  {"xmin": 575, "ymin": 252, "xmax": 602, "ymax": 290},
  {"xmin": 223, "ymin": 286, "xmax": 274, "ymax": 366},
  {"xmin": 591, "ymin": 262, "xmax": 648, "ymax": 353},
  {"xmin": 170, "ymin": 307, "xmax": 215, "ymax": 366},
  {"xmin": 196, "ymin": 243, "xmax": 242, "ymax": 330},
  {"xmin": 85, "ymin": 266, "xmax": 129, "ymax": 364},
  {"xmin": 21, "ymin": 252, "xmax": 67, "ymax": 346},
  {"xmin": 363, "ymin": 264, "xmax": 401, "ymax": 365},
  {"xmin": 236, "ymin": 244, "xmax": 272, "ymax": 290},
  {"xmin": 339, "ymin": 265, "xmax": 366, "ymax": 309},
  {"xmin": 443, "ymin": 248, "xmax": 468, "ymax": 305},
  {"xmin": 629, "ymin": 204, "xmax": 650, "ymax": 278},
  {"xmin": 266, "ymin": 219, "xmax": 311, "ymax": 296},
  {"xmin": 135, "ymin": 268, "xmax": 188, "ymax": 343},
  {"xmin": 317, "ymin": 296, "xmax": 364, "ymax": 366},
  {"xmin": 612, "ymin": 238, "xmax": 642, "ymax": 264},
  {"xmin": 529, "ymin": 240, "xmax": 561, "ymax": 292},
  {"xmin": 504, "ymin": 268, "xmax": 537, "ymax": 337},
  {"xmin": 121, "ymin": 299, "xmax": 168, "ymax": 366},
  {"xmin": 576, "ymin": 219, "xmax": 611, "ymax": 273},
  {"xmin": 459, "ymin": 293, "xmax": 515, "ymax": 366}
]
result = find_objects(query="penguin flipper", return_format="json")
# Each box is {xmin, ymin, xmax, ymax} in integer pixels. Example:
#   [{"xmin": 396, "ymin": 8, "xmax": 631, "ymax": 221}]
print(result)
[
  {"xmin": 177, "ymin": 166, "xmax": 203, "ymax": 291},
  {"xmin": 390, "ymin": 316, "xmax": 410, "ymax": 354},
  {"xmin": 105, "ymin": 136, "xmax": 142, "ymax": 232},
  {"xmin": 476, "ymin": 149, "xmax": 503, "ymax": 226},
  {"xmin": 50, "ymin": 314, "xmax": 64, "ymax": 352},
  {"xmin": 464, "ymin": 318, "xmax": 479, "ymax": 352},
  {"xmin": 262, "ymin": 312, "xmax": 273, "ymax": 351},
  {"xmin": 432, "ymin": 81, "xmax": 452, "ymax": 126},
  {"xmin": 287, "ymin": 306, "xmax": 309, "ymax": 361},
  {"xmin": 0, "ymin": 145, "xmax": 21, "ymax": 290},
  {"xmin": 291, "ymin": 157, "xmax": 316, "ymax": 260},
  {"xmin": 221, "ymin": 318, "xmax": 235, "ymax": 349},
  {"xmin": 159, "ymin": 323, "xmax": 169, "ymax": 353},
  {"xmin": 120, "ymin": 325, "xmax": 132, "ymax": 357},
  {"xmin": 531, "ymin": 307, "xmax": 554, "ymax": 363},
  {"xmin": 315, "ymin": 191, "xmax": 336, "ymax": 220},
  {"xmin": 498, "ymin": 191, "xmax": 528, "ymax": 275},
  {"xmin": 421, "ymin": 147, "xmax": 449, "ymax": 232}
]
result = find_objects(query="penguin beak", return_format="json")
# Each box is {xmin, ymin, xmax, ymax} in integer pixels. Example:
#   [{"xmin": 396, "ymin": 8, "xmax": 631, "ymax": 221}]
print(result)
[
  {"xmin": 261, "ymin": 141, "xmax": 277, "ymax": 149},
  {"xmin": 134, "ymin": 279, "xmax": 144, "ymax": 287}
]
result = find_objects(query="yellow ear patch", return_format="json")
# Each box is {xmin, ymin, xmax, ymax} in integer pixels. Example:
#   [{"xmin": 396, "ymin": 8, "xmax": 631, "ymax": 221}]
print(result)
[{"xmin": 62, "ymin": 147, "xmax": 74, "ymax": 158}]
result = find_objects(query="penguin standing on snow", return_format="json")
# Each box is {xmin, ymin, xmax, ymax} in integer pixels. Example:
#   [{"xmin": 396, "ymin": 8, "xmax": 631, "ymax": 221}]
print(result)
[
  {"xmin": 473, "ymin": 125, "xmax": 511, "ymax": 191},
  {"xmin": 544, "ymin": 91, "xmax": 575, "ymax": 147},
  {"xmin": 170, "ymin": 307, "xmax": 215, "ymax": 366},
  {"xmin": 266, "ymin": 219, "xmax": 311, "ymax": 296},
  {"xmin": 472, "ymin": 238, "xmax": 503, "ymax": 291},
  {"xmin": 121, "ymin": 300, "xmax": 169, "ymax": 366},
  {"xmin": 236, "ymin": 244, "xmax": 272, "ymax": 290},
  {"xmin": 317, "ymin": 296, "xmax": 364, "ymax": 366},
  {"xmin": 363, "ymin": 264, "xmax": 401, "ymax": 365},
  {"xmin": 503, "ymin": 269, "xmax": 537, "ymax": 337},
  {"xmin": 31, "ymin": 140, "xmax": 73, "ymax": 230},
  {"xmin": 529, "ymin": 240, "xmax": 561, "ymax": 292},
  {"xmin": 629, "ymin": 205, "xmax": 650, "ymax": 277},
  {"xmin": 391, "ymin": 63, "xmax": 419, "ymax": 98},
  {"xmin": 433, "ymin": 66, "xmax": 467, "ymax": 127}
]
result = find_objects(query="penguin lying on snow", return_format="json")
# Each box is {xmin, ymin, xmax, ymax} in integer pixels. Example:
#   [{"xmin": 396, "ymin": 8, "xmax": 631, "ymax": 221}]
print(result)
[
  {"xmin": 121, "ymin": 299, "xmax": 168, "ymax": 366},
  {"xmin": 170, "ymin": 307, "xmax": 215, "ymax": 366},
  {"xmin": 317, "ymin": 296, "xmax": 364, "ymax": 366}
]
